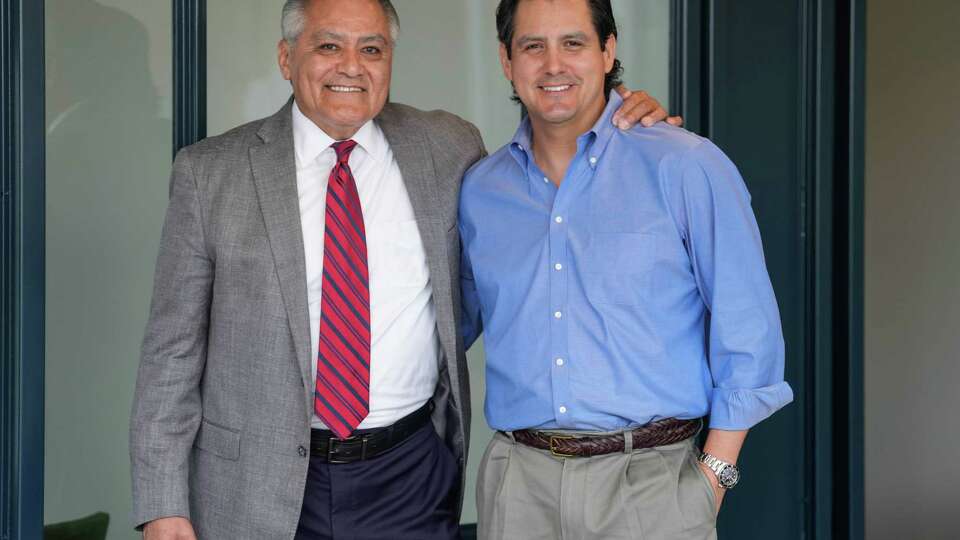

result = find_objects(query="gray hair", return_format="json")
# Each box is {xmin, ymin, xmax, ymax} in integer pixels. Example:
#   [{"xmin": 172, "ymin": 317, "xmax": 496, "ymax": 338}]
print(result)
[{"xmin": 282, "ymin": 0, "xmax": 400, "ymax": 45}]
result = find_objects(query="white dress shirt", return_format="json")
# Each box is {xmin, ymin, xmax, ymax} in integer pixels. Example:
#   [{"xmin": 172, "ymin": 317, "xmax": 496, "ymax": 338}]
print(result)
[{"xmin": 292, "ymin": 102, "xmax": 440, "ymax": 430}]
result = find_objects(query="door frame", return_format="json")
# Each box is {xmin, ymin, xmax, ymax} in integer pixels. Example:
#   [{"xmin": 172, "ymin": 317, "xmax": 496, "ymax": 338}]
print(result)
[
  {"xmin": 174, "ymin": 0, "xmax": 206, "ymax": 153},
  {"xmin": 670, "ymin": 1, "xmax": 865, "ymax": 537},
  {"xmin": 2, "ymin": 1, "xmax": 46, "ymax": 539}
]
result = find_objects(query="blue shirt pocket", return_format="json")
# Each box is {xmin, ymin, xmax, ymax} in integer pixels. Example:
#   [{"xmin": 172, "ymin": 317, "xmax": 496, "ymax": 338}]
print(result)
[{"xmin": 581, "ymin": 232, "xmax": 656, "ymax": 305}]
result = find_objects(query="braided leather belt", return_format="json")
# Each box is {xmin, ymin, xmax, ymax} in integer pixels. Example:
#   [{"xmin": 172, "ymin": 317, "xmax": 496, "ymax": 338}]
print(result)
[{"xmin": 512, "ymin": 417, "xmax": 701, "ymax": 458}]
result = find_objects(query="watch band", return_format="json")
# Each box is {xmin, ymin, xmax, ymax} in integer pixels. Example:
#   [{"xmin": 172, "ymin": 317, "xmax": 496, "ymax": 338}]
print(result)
[
  {"xmin": 700, "ymin": 453, "xmax": 727, "ymax": 475},
  {"xmin": 698, "ymin": 452, "xmax": 740, "ymax": 489}
]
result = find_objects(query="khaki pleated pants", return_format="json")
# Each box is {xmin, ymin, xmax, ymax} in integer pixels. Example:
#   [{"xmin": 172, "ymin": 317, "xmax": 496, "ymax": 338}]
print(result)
[{"xmin": 476, "ymin": 432, "xmax": 718, "ymax": 540}]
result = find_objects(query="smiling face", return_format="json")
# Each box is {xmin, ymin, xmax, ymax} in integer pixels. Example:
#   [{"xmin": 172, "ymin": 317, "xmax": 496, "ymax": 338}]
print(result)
[
  {"xmin": 278, "ymin": 0, "xmax": 393, "ymax": 139},
  {"xmin": 499, "ymin": 0, "xmax": 615, "ymax": 130}
]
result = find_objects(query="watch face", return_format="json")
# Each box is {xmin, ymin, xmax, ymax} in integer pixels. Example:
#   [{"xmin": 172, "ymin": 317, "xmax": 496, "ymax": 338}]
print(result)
[{"xmin": 718, "ymin": 465, "xmax": 740, "ymax": 488}]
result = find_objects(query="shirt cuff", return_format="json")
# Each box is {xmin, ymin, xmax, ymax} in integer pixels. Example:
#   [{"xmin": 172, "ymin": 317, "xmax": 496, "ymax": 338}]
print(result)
[{"xmin": 708, "ymin": 381, "xmax": 794, "ymax": 430}]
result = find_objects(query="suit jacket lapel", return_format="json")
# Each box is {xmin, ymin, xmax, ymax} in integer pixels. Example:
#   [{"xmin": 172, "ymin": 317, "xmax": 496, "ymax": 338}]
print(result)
[
  {"xmin": 377, "ymin": 104, "xmax": 444, "ymax": 241},
  {"xmin": 377, "ymin": 104, "xmax": 449, "ymax": 306},
  {"xmin": 249, "ymin": 100, "xmax": 314, "ymax": 413},
  {"xmin": 376, "ymin": 103, "xmax": 460, "ymax": 386}
]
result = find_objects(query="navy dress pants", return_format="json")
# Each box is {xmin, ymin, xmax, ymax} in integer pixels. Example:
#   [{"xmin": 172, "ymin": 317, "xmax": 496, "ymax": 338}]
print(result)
[{"xmin": 295, "ymin": 422, "xmax": 461, "ymax": 540}]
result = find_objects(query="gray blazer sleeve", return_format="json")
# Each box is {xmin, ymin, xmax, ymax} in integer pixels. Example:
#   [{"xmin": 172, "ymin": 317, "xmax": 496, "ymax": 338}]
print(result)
[{"xmin": 129, "ymin": 148, "xmax": 213, "ymax": 528}]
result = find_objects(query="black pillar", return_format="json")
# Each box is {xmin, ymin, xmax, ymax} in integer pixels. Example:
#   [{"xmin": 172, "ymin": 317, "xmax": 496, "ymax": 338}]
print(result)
[
  {"xmin": 173, "ymin": 0, "xmax": 207, "ymax": 155},
  {"xmin": 671, "ymin": 1, "xmax": 864, "ymax": 538},
  {"xmin": 1, "ymin": 0, "xmax": 46, "ymax": 538}
]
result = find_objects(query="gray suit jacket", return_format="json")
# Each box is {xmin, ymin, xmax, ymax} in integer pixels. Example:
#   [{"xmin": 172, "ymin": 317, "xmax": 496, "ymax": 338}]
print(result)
[{"xmin": 130, "ymin": 99, "xmax": 485, "ymax": 539}]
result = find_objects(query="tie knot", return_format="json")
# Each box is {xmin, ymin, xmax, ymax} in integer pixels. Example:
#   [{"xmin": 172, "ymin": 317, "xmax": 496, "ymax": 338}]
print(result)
[{"xmin": 332, "ymin": 140, "xmax": 358, "ymax": 164}]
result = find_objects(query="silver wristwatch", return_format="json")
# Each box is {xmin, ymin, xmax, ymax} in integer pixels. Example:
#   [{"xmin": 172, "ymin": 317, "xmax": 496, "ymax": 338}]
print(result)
[{"xmin": 698, "ymin": 452, "xmax": 741, "ymax": 489}]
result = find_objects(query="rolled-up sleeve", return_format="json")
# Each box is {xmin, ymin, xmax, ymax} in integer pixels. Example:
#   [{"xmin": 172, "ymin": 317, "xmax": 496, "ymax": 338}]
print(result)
[{"xmin": 675, "ymin": 142, "xmax": 793, "ymax": 430}]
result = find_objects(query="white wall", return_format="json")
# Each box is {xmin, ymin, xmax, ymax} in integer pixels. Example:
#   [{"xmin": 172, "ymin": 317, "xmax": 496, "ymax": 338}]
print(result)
[
  {"xmin": 208, "ymin": 0, "xmax": 670, "ymax": 149},
  {"xmin": 865, "ymin": 1, "xmax": 960, "ymax": 538}
]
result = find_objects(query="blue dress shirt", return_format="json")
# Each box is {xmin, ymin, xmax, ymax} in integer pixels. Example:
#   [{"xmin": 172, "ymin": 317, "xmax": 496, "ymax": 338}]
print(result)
[{"xmin": 459, "ymin": 92, "xmax": 793, "ymax": 432}]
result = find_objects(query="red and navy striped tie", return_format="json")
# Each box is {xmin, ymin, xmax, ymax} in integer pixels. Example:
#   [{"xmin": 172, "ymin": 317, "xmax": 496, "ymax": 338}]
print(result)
[{"xmin": 315, "ymin": 139, "xmax": 370, "ymax": 439}]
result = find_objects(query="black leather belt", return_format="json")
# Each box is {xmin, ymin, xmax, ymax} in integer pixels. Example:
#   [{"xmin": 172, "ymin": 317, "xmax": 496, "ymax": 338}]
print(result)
[{"xmin": 310, "ymin": 401, "xmax": 433, "ymax": 463}]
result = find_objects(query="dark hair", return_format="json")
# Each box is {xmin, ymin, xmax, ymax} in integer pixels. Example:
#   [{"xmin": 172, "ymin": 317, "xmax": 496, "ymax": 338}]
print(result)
[{"xmin": 495, "ymin": 0, "xmax": 624, "ymax": 104}]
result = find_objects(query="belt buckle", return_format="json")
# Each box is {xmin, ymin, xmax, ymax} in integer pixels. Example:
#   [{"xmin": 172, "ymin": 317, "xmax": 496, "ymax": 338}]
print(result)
[
  {"xmin": 548, "ymin": 435, "xmax": 576, "ymax": 458},
  {"xmin": 327, "ymin": 435, "xmax": 359, "ymax": 464}
]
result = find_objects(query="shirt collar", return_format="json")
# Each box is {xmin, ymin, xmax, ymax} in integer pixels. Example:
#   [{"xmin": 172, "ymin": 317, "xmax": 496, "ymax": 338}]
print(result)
[
  {"xmin": 292, "ymin": 101, "xmax": 387, "ymax": 169},
  {"xmin": 508, "ymin": 90, "xmax": 624, "ymax": 169},
  {"xmin": 508, "ymin": 114, "xmax": 534, "ymax": 166},
  {"xmin": 587, "ymin": 89, "xmax": 623, "ymax": 162}
]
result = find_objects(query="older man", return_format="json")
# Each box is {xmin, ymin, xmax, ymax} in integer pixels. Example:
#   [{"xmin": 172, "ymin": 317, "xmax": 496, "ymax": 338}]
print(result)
[{"xmin": 130, "ymin": 0, "xmax": 672, "ymax": 539}]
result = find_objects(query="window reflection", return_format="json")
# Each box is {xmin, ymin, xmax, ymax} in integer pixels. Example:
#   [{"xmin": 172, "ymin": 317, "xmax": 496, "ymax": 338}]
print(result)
[{"xmin": 45, "ymin": 1, "xmax": 171, "ymax": 536}]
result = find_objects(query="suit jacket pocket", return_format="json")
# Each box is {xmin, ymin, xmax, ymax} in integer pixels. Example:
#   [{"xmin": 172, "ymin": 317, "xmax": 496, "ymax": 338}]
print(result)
[{"xmin": 195, "ymin": 418, "xmax": 241, "ymax": 460}]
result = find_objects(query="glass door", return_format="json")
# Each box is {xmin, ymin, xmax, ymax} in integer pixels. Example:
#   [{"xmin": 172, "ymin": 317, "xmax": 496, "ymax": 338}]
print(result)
[{"xmin": 44, "ymin": 1, "xmax": 172, "ymax": 538}]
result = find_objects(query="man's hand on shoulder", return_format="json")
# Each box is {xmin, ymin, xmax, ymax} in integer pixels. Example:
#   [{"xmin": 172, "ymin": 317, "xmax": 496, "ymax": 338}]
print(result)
[
  {"xmin": 143, "ymin": 517, "xmax": 197, "ymax": 540},
  {"xmin": 612, "ymin": 85, "xmax": 684, "ymax": 130}
]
